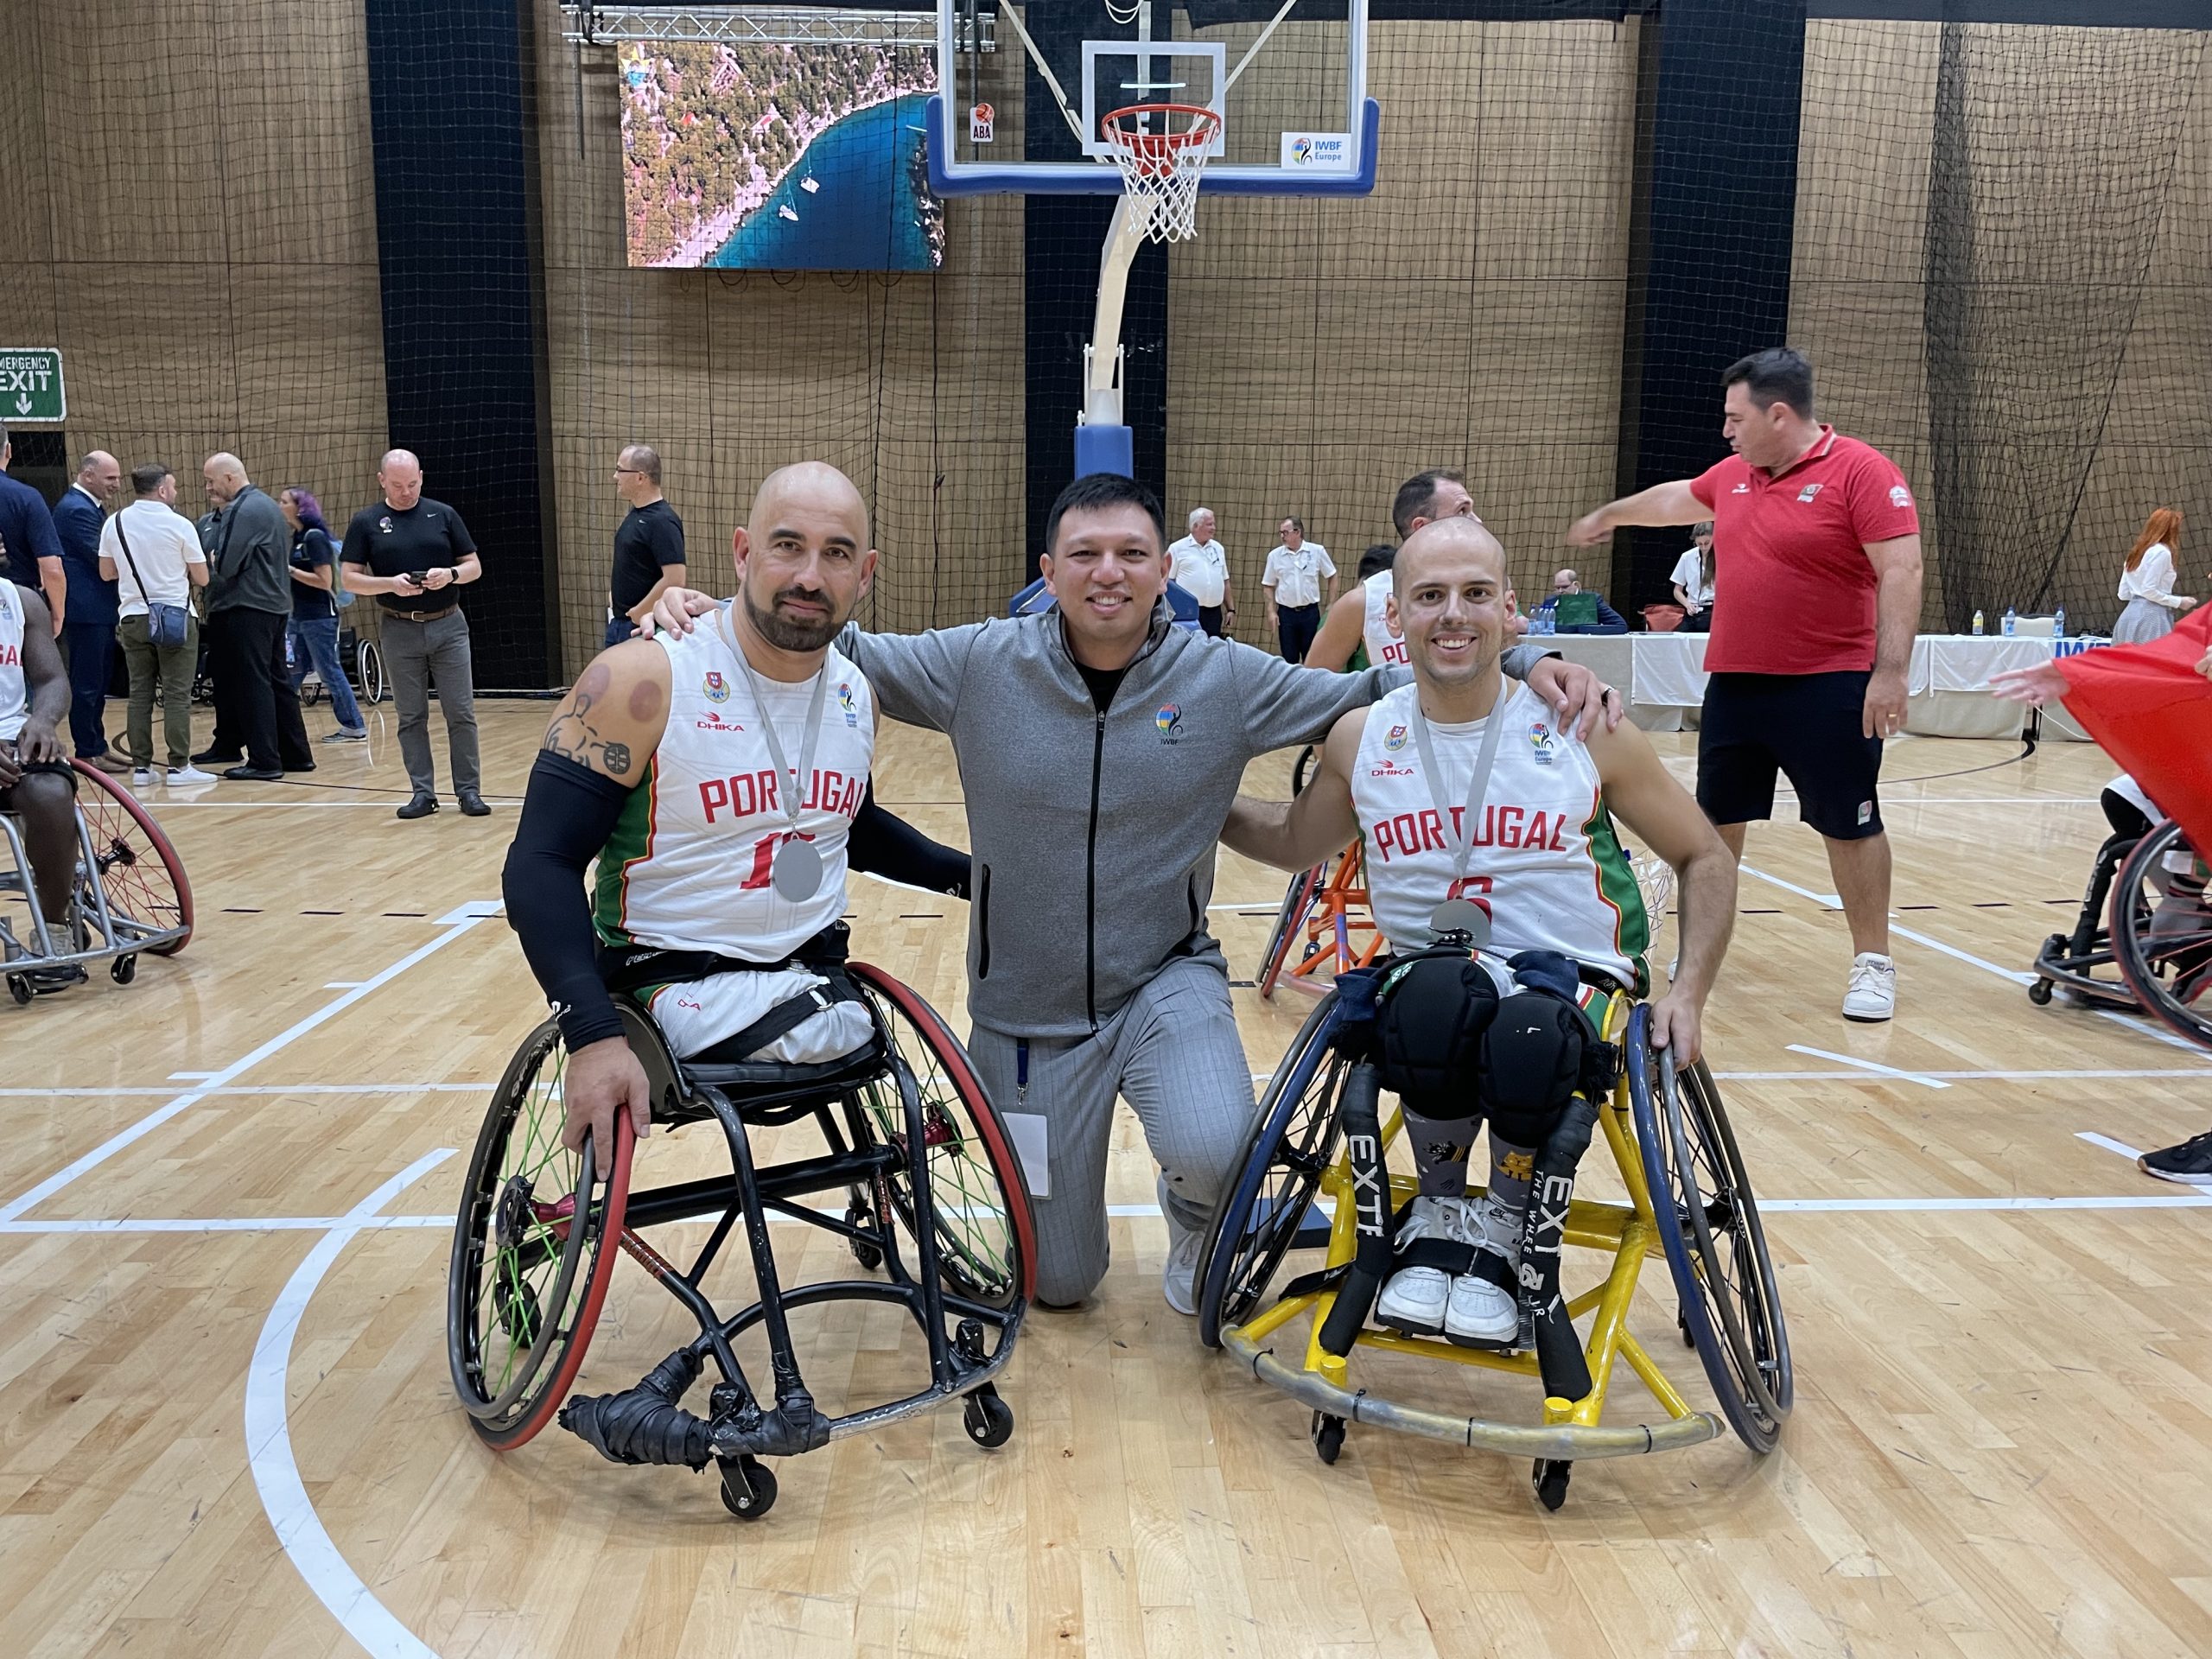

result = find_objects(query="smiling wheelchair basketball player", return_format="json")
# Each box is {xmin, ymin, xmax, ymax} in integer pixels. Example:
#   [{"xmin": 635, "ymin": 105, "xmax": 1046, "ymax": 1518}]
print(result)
[{"xmin": 1224, "ymin": 517, "xmax": 1738, "ymax": 1342}]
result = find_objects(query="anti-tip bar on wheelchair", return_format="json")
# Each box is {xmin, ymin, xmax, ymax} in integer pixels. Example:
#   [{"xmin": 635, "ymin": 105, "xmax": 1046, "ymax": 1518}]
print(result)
[{"xmin": 1222, "ymin": 1328, "xmax": 1723, "ymax": 1461}]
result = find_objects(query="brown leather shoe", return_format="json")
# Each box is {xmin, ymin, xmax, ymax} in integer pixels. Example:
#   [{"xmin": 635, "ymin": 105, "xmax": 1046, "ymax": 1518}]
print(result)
[{"xmin": 88, "ymin": 753, "xmax": 132, "ymax": 775}]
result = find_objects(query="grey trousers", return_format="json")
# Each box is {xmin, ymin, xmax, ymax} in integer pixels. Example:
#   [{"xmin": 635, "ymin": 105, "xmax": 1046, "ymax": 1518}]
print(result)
[
  {"xmin": 382, "ymin": 610, "xmax": 480, "ymax": 795},
  {"xmin": 966, "ymin": 956, "xmax": 1260, "ymax": 1307}
]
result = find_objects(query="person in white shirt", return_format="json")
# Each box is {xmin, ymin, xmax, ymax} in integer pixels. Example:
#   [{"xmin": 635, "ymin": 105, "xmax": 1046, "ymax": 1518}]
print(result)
[
  {"xmin": 1262, "ymin": 516, "xmax": 1336, "ymax": 663},
  {"xmin": 1165, "ymin": 506, "xmax": 1235, "ymax": 637},
  {"xmin": 1670, "ymin": 522, "xmax": 1715, "ymax": 632},
  {"xmin": 98, "ymin": 463, "xmax": 212, "ymax": 785},
  {"xmin": 2115, "ymin": 507, "xmax": 2196, "ymax": 645}
]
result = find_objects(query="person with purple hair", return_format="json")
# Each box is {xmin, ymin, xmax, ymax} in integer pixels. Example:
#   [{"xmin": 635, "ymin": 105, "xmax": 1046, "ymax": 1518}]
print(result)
[{"xmin": 280, "ymin": 486, "xmax": 366, "ymax": 741}]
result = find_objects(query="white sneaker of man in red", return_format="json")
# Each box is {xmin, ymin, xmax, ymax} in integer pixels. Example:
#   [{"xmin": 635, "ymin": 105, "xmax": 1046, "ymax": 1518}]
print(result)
[{"xmin": 1842, "ymin": 952, "xmax": 1897, "ymax": 1021}]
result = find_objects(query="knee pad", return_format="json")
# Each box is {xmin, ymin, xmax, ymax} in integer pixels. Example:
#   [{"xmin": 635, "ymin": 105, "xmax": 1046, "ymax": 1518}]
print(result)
[
  {"xmin": 1374, "ymin": 953, "xmax": 1499, "ymax": 1112},
  {"xmin": 1479, "ymin": 988, "xmax": 1592, "ymax": 1149}
]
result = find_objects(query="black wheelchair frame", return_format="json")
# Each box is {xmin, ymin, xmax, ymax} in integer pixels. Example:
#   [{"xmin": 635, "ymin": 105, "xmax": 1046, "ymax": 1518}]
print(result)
[{"xmin": 446, "ymin": 962, "xmax": 1035, "ymax": 1519}]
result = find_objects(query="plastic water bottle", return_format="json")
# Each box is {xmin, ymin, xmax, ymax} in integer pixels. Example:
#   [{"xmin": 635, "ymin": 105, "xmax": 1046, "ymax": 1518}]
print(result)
[
  {"xmin": 2054, "ymin": 606, "xmax": 2067, "ymax": 640},
  {"xmin": 2002, "ymin": 607, "xmax": 2017, "ymax": 638},
  {"xmin": 1972, "ymin": 609, "xmax": 1985, "ymax": 636}
]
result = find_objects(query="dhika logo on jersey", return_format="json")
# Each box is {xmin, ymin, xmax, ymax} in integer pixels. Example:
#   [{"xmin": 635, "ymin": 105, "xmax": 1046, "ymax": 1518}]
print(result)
[
  {"xmin": 1383, "ymin": 723, "xmax": 1408, "ymax": 753},
  {"xmin": 1797, "ymin": 481, "xmax": 1825, "ymax": 504},
  {"xmin": 1527, "ymin": 721, "xmax": 1555, "ymax": 765},
  {"xmin": 1730, "ymin": 482, "xmax": 1750, "ymax": 495},
  {"xmin": 702, "ymin": 671, "xmax": 731, "ymax": 704},
  {"xmin": 837, "ymin": 682, "xmax": 859, "ymax": 727},
  {"xmin": 1155, "ymin": 704, "xmax": 1182, "ymax": 742},
  {"xmin": 693, "ymin": 709, "xmax": 746, "ymax": 734}
]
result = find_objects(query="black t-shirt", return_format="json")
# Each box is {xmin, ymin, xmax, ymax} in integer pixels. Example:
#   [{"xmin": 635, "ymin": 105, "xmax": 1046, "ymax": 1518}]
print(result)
[
  {"xmin": 611, "ymin": 499, "xmax": 684, "ymax": 618},
  {"xmin": 1076, "ymin": 661, "xmax": 1129, "ymax": 711},
  {"xmin": 340, "ymin": 497, "xmax": 478, "ymax": 616},
  {"xmin": 289, "ymin": 527, "xmax": 338, "ymax": 620}
]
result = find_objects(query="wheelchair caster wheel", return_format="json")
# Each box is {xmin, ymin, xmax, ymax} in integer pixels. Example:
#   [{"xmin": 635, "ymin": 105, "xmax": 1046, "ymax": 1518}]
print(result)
[
  {"xmin": 846, "ymin": 1201, "xmax": 882, "ymax": 1271},
  {"xmin": 717, "ymin": 1455, "xmax": 777, "ymax": 1520},
  {"xmin": 1533, "ymin": 1459, "xmax": 1572, "ymax": 1511},
  {"xmin": 1311, "ymin": 1410, "xmax": 1345, "ymax": 1465},
  {"xmin": 1679, "ymin": 1312, "xmax": 1695, "ymax": 1349},
  {"xmin": 2027, "ymin": 978, "xmax": 2053, "ymax": 1007},
  {"xmin": 963, "ymin": 1385, "xmax": 1014, "ymax": 1448},
  {"xmin": 111, "ymin": 954, "xmax": 137, "ymax": 986},
  {"xmin": 7, "ymin": 976, "xmax": 29, "ymax": 1007}
]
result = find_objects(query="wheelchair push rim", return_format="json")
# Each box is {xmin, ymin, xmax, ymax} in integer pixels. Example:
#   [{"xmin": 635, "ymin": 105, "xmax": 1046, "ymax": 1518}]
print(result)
[
  {"xmin": 1626, "ymin": 1006, "xmax": 1792, "ymax": 1452},
  {"xmin": 1196, "ymin": 990, "xmax": 1346, "ymax": 1349},
  {"xmin": 69, "ymin": 761, "xmax": 194, "ymax": 956},
  {"xmin": 848, "ymin": 963, "xmax": 1037, "ymax": 1311},
  {"xmin": 1258, "ymin": 862, "xmax": 1325, "ymax": 1000},
  {"xmin": 447, "ymin": 1019, "xmax": 633, "ymax": 1448},
  {"xmin": 2109, "ymin": 819, "xmax": 2212, "ymax": 1051}
]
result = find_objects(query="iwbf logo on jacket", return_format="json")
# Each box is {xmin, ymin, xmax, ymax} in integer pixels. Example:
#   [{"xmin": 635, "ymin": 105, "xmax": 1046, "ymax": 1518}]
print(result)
[{"xmin": 1155, "ymin": 704, "xmax": 1183, "ymax": 743}]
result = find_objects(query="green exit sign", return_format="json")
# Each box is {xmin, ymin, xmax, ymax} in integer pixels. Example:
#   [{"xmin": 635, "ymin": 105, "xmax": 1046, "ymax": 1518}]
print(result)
[{"xmin": 0, "ymin": 348, "xmax": 66, "ymax": 423}]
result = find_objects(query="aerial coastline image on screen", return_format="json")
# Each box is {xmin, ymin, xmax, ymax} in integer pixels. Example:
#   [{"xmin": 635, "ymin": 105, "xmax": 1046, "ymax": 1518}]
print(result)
[{"xmin": 620, "ymin": 41, "xmax": 944, "ymax": 272}]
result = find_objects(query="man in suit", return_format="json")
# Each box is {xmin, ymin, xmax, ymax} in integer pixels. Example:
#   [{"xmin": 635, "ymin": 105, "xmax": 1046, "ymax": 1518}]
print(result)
[{"xmin": 52, "ymin": 451, "xmax": 126, "ymax": 772}]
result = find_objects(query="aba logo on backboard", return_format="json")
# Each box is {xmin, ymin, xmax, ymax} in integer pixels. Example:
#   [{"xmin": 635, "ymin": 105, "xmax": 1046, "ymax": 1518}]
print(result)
[
  {"xmin": 1155, "ymin": 704, "xmax": 1183, "ymax": 742},
  {"xmin": 702, "ymin": 671, "xmax": 731, "ymax": 704},
  {"xmin": 1281, "ymin": 131, "xmax": 1350, "ymax": 168}
]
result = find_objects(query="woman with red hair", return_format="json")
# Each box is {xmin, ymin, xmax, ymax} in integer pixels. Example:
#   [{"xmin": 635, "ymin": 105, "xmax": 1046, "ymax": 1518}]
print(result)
[{"xmin": 2115, "ymin": 506, "xmax": 2195, "ymax": 645}]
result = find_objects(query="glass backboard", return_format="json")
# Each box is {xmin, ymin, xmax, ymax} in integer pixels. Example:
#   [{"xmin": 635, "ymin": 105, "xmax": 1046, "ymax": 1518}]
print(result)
[{"xmin": 931, "ymin": 0, "xmax": 1376, "ymax": 196}]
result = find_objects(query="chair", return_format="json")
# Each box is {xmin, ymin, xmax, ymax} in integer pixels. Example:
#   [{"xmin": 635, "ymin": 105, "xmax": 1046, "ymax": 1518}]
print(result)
[{"xmin": 445, "ymin": 964, "xmax": 1036, "ymax": 1519}]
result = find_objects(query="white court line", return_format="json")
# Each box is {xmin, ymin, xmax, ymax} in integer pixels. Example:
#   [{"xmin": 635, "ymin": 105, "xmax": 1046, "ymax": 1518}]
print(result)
[
  {"xmin": 1209, "ymin": 903, "xmax": 1284, "ymax": 914},
  {"xmin": 1102, "ymin": 1196, "xmax": 2212, "ymax": 1215},
  {"xmin": 2077, "ymin": 1131, "xmax": 2144, "ymax": 1162},
  {"xmin": 1, "ymin": 1213, "xmax": 450, "ymax": 1235},
  {"xmin": 2094, "ymin": 1009, "xmax": 2207, "ymax": 1053},
  {"xmin": 245, "ymin": 1151, "xmax": 454, "ymax": 1659},
  {"xmin": 1784, "ymin": 1045, "xmax": 1950, "ymax": 1089},
  {"xmin": 324, "ymin": 981, "xmax": 365, "ymax": 989},
  {"xmin": 0, "ymin": 1083, "xmax": 494, "ymax": 1098},
  {"xmin": 168, "ymin": 1071, "xmax": 217, "ymax": 1081},
  {"xmin": 0, "ymin": 903, "xmax": 499, "ymax": 1224},
  {"xmin": 1716, "ymin": 1067, "xmax": 2212, "ymax": 1082},
  {"xmin": 1740, "ymin": 863, "xmax": 2037, "ymax": 985}
]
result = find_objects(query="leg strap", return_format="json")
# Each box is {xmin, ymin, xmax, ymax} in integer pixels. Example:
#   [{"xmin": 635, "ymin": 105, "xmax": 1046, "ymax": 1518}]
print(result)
[
  {"xmin": 1317, "ymin": 1063, "xmax": 1390, "ymax": 1356},
  {"xmin": 1516, "ymin": 1096, "xmax": 1599, "ymax": 1404}
]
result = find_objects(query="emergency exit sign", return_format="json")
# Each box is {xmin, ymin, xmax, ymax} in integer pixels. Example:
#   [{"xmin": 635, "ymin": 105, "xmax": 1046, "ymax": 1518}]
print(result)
[{"xmin": 0, "ymin": 349, "xmax": 65, "ymax": 422}]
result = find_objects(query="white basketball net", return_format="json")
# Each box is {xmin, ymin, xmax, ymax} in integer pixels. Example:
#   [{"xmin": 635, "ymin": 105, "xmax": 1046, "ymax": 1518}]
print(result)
[{"xmin": 1101, "ymin": 104, "xmax": 1220, "ymax": 244}]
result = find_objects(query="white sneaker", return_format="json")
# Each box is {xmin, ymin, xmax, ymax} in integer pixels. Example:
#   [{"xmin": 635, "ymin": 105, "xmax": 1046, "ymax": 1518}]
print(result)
[
  {"xmin": 167, "ymin": 766, "xmax": 218, "ymax": 785},
  {"xmin": 1375, "ymin": 1194, "xmax": 1472, "ymax": 1332},
  {"xmin": 1445, "ymin": 1272, "xmax": 1519, "ymax": 1344},
  {"xmin": 131, "ymin": 768, "xmax": 155, "ymax": 787},
  {"xmin": 1842, "ymin": 952, "xmax": 1897, "ymax": 1021},
  {"xmin": 1158, "ymin": 1173, "xmax": 1205, "ymax": 1317}
]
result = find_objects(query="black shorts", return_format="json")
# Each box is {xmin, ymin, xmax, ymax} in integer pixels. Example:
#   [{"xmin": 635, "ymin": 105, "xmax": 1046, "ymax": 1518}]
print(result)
[{"xmin": 1696, "ymin": 671, "xmax": 1884, "ymax": 841}]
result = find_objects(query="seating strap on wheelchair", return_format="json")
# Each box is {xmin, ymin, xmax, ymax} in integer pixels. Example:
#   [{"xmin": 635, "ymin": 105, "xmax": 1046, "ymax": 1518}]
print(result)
[
  {"xmin": 597, "ymin": 920, "xmax": 852, "ymax": 1000},
  {"xmin": 702, "ymin": 972, "xmax": 861, "ymax": 1065},
  {"xmin": 1318, "ymin": 1063, "xmax": 1393, "ymax": 1357},
  {"xmin": 1517, "ymin": 1096, "xmax": 1599, "ymax": 1405}
]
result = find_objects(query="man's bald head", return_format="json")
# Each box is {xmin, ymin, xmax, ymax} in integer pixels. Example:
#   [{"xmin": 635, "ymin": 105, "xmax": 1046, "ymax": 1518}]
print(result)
[
  {"xmin": 203, "ymin": 451, "xmax": 249, "ymax": 506},
  {"xmin": 734, "ymin": 461, "xmax": 877, "ymax": 656},
  {"xmin": 378, "ymin": 449, "xmax": 423, "ymax": 509},
  {"xmin": 1395, "ymin": 515, "xmax": 1508, "ymax": 588},
  {"xmin": 77, "ymin": 450, "xmax": 121, "ymax": 501}
]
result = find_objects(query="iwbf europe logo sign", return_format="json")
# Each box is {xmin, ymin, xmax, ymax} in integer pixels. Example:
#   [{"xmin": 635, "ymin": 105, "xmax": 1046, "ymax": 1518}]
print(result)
[
  {"xmin": 1281, "ymin": 132, "xmax": 1351, "ymax": 169},
  {"xmin": 0, "ymin": 348, "xmax": 64, "ymax": 422}
]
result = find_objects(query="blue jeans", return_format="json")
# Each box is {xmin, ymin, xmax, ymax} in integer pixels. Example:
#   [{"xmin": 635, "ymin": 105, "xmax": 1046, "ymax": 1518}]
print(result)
[
  {"xmin": 605, "ymin": 614, "xmax": 638, "ymax": 647},
  {"xmin": 287, "ymin": 614, "xmax": 365, "ymax": 732}
]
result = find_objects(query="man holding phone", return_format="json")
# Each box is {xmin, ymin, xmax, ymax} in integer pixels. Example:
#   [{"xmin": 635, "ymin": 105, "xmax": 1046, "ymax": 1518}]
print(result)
[{"xmin": 340, "ymin": 449, "xmax": 487, "ymax": 820}]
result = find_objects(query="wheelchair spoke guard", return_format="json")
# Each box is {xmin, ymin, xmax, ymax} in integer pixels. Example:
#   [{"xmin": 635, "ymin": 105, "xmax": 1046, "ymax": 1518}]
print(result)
[
  {"xmin": 2111, "ymin": 819, "xmax": 2212, "ymax": 1051},
  {"xmin": 70, "ymin": 761, "xmax": 194, "ymax": 956}
]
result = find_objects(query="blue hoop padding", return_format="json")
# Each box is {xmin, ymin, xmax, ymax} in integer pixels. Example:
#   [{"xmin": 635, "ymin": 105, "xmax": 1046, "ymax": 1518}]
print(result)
[
  {"xmin": 1073, "ymin": 423, "xmax": 1135, "ymax": 480},
  {"xmin": 927, "ymin": 97, "xmax": 1382, "ymax": 198}
]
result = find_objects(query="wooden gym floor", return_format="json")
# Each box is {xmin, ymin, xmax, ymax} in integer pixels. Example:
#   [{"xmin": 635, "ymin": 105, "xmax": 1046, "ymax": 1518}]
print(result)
[{"xmin": 3, "ymin": 696, "xmax": 2209, "ymax": 1659}]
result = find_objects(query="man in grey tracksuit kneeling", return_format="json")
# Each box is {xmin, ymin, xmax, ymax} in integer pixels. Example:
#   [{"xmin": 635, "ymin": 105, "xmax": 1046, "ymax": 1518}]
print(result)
[{"xmin": 654, "ymin": 473, "xmax": 1606, "ymax": 1313}]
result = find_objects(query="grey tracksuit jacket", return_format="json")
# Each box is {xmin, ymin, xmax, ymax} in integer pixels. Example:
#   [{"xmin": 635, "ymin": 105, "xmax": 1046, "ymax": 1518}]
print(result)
[{"xmin": 842, "ymin": 602, "xmax": 1553, "ymax": 1041}]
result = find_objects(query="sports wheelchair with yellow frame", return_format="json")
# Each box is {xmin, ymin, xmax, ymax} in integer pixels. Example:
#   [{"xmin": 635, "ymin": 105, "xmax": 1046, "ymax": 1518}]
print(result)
[
  {"xmin": 445, "ymin": 958, "xmax": 1035, "ymax": 1520},
  {"xmin": 1197, "ymin": 954, "xmax": 1789, "ymax": 1511}
]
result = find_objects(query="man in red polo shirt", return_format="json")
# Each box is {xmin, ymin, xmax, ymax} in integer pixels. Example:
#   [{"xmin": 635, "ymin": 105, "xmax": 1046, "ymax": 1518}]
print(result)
[{"xmin": 1567, "ymin": 348, "xmax": 1925, "ymax": 1020}]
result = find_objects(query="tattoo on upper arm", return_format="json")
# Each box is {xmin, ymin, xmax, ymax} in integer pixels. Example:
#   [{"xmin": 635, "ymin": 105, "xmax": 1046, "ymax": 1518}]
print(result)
[{"xmin": 544, "ymin": 662, "xmax": 641, "ymax": 775}]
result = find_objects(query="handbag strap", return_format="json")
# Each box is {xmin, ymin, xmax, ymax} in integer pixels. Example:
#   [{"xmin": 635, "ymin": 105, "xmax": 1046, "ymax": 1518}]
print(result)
[{"xmin": 112, "ymin": 515, "xmax": 154, "ymax": 610}]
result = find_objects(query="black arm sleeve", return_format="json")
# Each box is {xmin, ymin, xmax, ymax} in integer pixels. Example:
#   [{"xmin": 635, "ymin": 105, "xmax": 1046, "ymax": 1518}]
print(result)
[
  {"xmin": 504, "ymin": 751, "xmax": 634, "ymax": 1048},
  {"xmin": 846, "ymin": 781, "xmax": 971, "ymax": 899}
]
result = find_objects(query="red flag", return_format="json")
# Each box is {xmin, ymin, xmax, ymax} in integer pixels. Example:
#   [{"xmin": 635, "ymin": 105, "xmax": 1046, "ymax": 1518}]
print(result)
[{"xmin": 2058, "ymin": 605, "xmax": 2212, "ymax": 850}]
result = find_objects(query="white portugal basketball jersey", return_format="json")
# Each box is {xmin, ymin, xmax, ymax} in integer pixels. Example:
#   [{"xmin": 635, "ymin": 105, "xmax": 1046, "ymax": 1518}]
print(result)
[
  {"xmin": 1361, "ymin": 569, "xmax": 1408, "ymax": 670},
  {"xmin": 1351, "ymin": 679, "xmax": 1649, "ymax": 986},
  {"xmin": 594, "ymin": 617, "xmax": 874, "ymax": 961},
  {"xmin": 0, "ymin": 580, "xmax": 26, "ymax": 743}
]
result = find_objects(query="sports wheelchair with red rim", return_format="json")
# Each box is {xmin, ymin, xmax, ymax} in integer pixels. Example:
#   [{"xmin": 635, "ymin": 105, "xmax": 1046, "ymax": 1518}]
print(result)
[{"xmin": 446, "ymin": 961, "xmax": 1036, "ymax": 1519}]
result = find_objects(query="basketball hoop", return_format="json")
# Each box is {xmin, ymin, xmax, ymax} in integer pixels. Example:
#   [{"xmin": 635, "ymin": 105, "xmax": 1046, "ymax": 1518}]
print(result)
[{"xmin": 1100, "ymin": 103, "xmax": 1221, "ymax": 243}]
